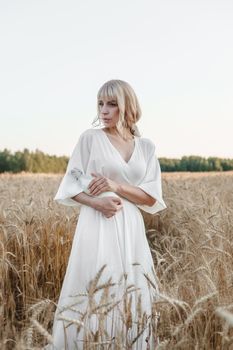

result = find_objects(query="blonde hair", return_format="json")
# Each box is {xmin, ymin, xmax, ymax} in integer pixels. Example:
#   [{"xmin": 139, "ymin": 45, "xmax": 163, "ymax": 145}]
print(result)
[{"xmin": 92, "ymin": 79, "xmax": 141, "ymax": 140}]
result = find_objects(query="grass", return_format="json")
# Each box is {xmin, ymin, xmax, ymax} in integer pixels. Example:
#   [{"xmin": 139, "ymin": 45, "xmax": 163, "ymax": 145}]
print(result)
[{"xmin": 0, "ymin": 171, "xmax": 233, "ymax": 349}]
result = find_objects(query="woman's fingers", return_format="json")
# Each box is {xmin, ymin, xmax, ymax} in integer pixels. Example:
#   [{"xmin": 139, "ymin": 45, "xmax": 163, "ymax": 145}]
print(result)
[
  {"xmin": 112, "ymin": 197, "xmax": 122, "ymax": 204},
  {"xmin": 91, "ymin": 183, "xmax": 107, "ymax": 195},
  {"xmin": 98, "ymin": 196, "xmax": 123, "ymax": 218},
  {"xmin": 88, "ymin": 175, "xmax": 117, "ymax": 195},
  {"xmin": 88, "ymin": 177, "xmax": 105, "ymax": 192}
]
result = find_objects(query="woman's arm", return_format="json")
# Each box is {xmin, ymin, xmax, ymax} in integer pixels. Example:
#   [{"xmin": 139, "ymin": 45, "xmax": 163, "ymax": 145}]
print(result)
[
  {"xmin": 71, "ymin": 192, "xmax": 123, "ymax": 218},
  {"xmin": 116, "ymin": 183, "xmax": 156, "ymax": 206},
  {"xmin": 87, "ymin": 173, "xmax": 156, "ymax": 207},
  {"xmin": 71, "ymin": 192, "xmax": 99, "ymax": 209}
]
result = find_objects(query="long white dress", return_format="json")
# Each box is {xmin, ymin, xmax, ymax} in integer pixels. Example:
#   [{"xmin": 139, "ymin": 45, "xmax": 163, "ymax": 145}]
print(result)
[{"xmin": 48, "ymin": 127, "xmax": 167, "ymax": 350}]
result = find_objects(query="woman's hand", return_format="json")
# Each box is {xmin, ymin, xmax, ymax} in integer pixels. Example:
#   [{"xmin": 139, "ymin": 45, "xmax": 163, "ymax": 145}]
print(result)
[
  {"xmin": 92, "ymin": 197, "xmax": 123, "ymax": 218},
  {"xmin": 88, "ymin": 173, "xmax": 119, "ymax": 196}
]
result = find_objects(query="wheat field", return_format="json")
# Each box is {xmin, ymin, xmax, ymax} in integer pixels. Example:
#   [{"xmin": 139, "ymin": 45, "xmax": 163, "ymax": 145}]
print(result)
[{"xmin": 1, "ymin": 171, "xmax": 233, "ymax": 349}]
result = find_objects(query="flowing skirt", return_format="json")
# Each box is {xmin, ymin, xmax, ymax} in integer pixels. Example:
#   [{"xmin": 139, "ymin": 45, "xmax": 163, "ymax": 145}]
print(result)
[{"xmin": 46, "ymin": 199, "xmax": 159, "ymax": 349}]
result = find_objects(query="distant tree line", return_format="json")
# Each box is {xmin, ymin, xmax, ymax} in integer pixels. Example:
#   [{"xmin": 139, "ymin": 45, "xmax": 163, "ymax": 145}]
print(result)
[
  {"xmin": 159, "ymin": 156, "xmax": 233, "ymax": 172},
  {"xmin": 0, "ymin": 149, "xmax": 68, "ymax": 173},
  {"xmin": 0, "ymin": 149, "xmax": 233, "ymax": 173}
]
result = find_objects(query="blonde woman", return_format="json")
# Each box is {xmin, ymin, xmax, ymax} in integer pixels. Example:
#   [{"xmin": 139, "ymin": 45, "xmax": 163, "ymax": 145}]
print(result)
[{"xmin": 49, "ymin": 79, "xmax": 167, "ymax": 349}]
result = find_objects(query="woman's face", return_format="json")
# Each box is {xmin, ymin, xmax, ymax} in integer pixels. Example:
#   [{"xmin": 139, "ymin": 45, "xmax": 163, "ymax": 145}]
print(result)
[{"xmin": 98, "ymin": 97, "xmax": 120, "ymax": 128}]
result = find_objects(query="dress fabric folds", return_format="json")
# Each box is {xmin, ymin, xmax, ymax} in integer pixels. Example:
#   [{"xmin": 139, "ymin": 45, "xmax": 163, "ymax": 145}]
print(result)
[{"xmin": 47, "ymin": 128, "xmax": 167, "ymax": 349}]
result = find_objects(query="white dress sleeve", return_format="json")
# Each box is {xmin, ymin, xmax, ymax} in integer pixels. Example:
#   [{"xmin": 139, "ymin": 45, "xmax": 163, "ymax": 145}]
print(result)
[
  {"xmin": 53, "ymin": 130, "xmax": 92, "ymax": 207},
  {"xmin": 136, "ymin": 141, "xmax": 167, "ymax": 215}
]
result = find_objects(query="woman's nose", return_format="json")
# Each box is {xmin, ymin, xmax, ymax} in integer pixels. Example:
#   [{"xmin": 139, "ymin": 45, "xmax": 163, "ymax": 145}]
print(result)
[{"xmin": 101, "ymin": 104, "xmax": 109, "ymax": 113}]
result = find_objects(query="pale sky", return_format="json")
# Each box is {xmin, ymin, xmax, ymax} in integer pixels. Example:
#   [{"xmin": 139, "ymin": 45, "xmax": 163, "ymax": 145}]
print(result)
[{"xmin": 0, "ymin": 0, "xmax": 232, "ymax": 158}]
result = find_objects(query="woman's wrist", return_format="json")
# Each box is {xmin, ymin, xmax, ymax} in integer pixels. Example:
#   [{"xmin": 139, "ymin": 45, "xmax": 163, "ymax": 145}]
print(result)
[
  {"xmin": 115, "ymin": 183, "xmax": 124, "ymax": 196},
  {"xmin": 71, "ymin": 192, "xmax": 101, "ymax": 210},
  {"xmin": 89, "ymin": 197, "xmax": 101, "ymax": 210}
]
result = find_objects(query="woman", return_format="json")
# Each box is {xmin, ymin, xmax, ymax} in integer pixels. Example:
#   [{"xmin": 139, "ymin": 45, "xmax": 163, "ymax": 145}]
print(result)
[{"xmin": 49, "ymin": 79, "xmax": 167, "ymax": 349}]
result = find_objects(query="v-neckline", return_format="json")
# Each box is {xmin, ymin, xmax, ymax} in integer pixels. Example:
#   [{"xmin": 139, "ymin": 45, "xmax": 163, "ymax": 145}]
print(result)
[{"xmin": 99, "ymin": 128, "xmax": 137, "ymax": 165}]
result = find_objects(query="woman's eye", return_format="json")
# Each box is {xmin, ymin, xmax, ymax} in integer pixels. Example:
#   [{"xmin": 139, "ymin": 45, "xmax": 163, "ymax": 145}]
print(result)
[{"xmin": 98, "ymin": 102, "xmax": 117, "ymax": 106}]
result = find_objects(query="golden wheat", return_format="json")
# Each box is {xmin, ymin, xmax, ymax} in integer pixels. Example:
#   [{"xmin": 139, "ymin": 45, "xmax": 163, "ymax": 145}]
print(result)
[{"xmin": 0, "ymin": 171, "xmax": 233, "ymax": 349}]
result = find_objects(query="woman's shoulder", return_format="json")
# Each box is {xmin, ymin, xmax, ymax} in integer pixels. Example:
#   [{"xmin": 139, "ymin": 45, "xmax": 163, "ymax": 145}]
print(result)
[
  {"xmin": 79, "ymin": 127, "xmax": 99, "ymax": 136},
  {"xmin": 78, "ymin": 127, "xmax": 100, "ymax": 141},
  {"xmin": 138, "ymin": 136, "xmax": 156, "ymax": 154}
]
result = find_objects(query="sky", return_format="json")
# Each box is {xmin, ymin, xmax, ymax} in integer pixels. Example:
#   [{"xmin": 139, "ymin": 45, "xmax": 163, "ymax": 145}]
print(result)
[{"xmin": 0, "ymin": 0, "xmax": 233, "ymax": 159}]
